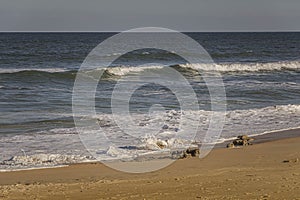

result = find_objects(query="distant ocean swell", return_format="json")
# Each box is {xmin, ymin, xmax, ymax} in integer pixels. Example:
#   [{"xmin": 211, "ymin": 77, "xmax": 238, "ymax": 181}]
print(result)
[{"xmin": 1, "ymin": 60, "xmax": 300, "ymax": 78}]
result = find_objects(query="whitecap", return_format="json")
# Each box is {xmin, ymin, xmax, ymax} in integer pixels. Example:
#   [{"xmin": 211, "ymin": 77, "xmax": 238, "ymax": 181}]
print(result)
[
  {"xmin": 0, "ymin": 68, "xmax": 69, "ymax": 74},
  {"xmin": 179, "ymin": 61, "xmax": 300, "ymax": 72}
]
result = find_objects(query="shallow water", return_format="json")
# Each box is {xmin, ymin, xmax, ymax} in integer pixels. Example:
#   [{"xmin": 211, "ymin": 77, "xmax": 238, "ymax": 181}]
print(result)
[{"xmin": 0, "ymin": 32, "xmax": 300, "ymax": 170}]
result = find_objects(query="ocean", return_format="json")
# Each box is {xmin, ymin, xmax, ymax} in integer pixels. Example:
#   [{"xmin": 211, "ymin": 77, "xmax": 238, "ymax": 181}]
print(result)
[{"xmin": 0, "ymin": 32, "xmax": 300, "ymax": 170}]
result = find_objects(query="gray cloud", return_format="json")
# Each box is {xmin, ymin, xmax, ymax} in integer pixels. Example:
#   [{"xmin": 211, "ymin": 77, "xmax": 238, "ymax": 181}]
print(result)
[{"xmin": 0, "ymin": 0, "xmax": 299, "ymax": 31}]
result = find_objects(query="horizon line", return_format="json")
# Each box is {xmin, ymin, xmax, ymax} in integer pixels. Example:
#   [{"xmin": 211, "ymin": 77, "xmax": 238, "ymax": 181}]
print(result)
[{"xmin": 0, "ymin": 30, "xmax": 299, "ymax": 33}]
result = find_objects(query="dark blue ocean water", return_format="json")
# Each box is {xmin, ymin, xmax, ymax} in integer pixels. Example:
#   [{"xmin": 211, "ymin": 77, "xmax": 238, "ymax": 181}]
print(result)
[{"xmin": 0, "ymin": 32, "xmax": 300, "ymax": 169}]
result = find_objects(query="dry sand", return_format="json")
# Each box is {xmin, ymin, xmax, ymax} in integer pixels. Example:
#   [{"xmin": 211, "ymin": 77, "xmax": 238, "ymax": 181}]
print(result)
[{"xmin": 0, "ymin": 132, "xmax": 300, "ymax": 199}]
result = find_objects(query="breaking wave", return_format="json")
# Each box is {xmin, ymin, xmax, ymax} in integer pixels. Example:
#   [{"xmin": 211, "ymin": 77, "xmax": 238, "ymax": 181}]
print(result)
[
  {"xmin": 1, "ymin": 61, "xmax": 300, "ymax": 79},
  {"xmin": 1, "ymin": 104, "xmax": 300, "ymax": 170},
  {"xmin": 0, "ymin": 154, "xmax": 94, "ymax": 171},
  {"xmin": 94, "ymin": 61, "xmax": 300, "ymax": 76},
  {"xmin": 0, "ymin": 68, "xmax": 70, "ymax": 74},
  {"xmin": 177, "ymin": 61, "xmax": 300, "ymax": 72}
]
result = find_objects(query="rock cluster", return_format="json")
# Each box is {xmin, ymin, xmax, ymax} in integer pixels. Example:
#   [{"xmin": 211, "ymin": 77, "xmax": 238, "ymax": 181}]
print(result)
[
  {"xmin": 184, "ymin": 147, "xmax": 200, "ymax": 158},
  {"xmin": 227, "ymin": 135, "xmax": 254, "ymax": 148},
  {"xmin": 172, "ymin": 147, "xmax": 200, "ymax": 159}
]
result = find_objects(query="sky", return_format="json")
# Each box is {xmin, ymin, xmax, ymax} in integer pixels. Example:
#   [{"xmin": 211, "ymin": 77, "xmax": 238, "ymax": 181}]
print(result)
[{"xmin": 0, "ymin": 0, "xmax": 300, "ymax": 32}]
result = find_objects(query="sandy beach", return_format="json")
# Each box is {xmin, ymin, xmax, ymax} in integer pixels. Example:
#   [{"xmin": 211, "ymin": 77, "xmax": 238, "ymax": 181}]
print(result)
[
  {"xmin": 1, "ymin": 31, "xmax": 300, "ymax": 200},
  {"xmin": 0, "ymin": 130, "xmax": 299, "ymax": 200}
]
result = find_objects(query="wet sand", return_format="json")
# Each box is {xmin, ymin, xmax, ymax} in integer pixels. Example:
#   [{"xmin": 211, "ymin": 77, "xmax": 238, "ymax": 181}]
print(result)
[{"xmin": 0, "ymin": 130, "xmax": 300, "ymax": 199}]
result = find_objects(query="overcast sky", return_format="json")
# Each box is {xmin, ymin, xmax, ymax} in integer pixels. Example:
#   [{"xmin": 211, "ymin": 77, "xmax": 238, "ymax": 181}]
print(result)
[{"xmin": 0, "ymin": 0, "xmax": 299, "ymax": 32}]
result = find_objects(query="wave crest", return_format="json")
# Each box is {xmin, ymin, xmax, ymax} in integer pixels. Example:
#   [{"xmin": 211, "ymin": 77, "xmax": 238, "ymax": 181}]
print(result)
[
  {"xmin": 1, "ymin": 61, "xmax": 300, "ymax": 78},
  {"xmin": 0, "ymin": 68, "xmax": 69, "ymax": 74},
  {"xmin": 178, "ymin": 61, "xmax": 300, "ymax": 72}
]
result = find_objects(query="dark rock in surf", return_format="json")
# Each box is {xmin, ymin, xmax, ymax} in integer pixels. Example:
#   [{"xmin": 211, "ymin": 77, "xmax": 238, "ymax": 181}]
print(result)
[
  {"xmin": 185, "ymin": 147, "xmax": 200, "ymax": 157},
  {"xmin": 227, "ymin": 135, "xmax": 254, "ymax": 148},
  {"xmin": 171, "ymin": 147, "xmax": 200, "ymax": 159}
]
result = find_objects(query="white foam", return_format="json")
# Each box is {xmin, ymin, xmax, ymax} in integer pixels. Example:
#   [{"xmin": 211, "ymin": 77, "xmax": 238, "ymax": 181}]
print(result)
[
  {"xmin": 1, "ymin": 104, "xmax": 300, "ymax": 169},
  {"xmin": 105, "ymin": 146, "xmax": 135, "ymax": 159},
  {"xmin": 45, "ymin": 127, "xmax": 78, "ymax": 135},
  {"xmin": 179, "ymin": 61, "xmax": 300, "ymax": 72},
  {"xmin": 0, "ymin": 154, "xmax": 93, "ymax": 168},
  {"xmin": 105, "ymin": 65, "xmax": 164, "ymax": 76},
  {"xmin": 86, "ymin": 61, "xmax": 300, "ymax": 77},
  {"xmin": 137, "ymin": 135, "xmax": 188, "ymax": 151},
  {"xmin": 3, "ymin": 60, "xmax": 298, "ymax": 76},
  {"xmin": 0, "ymin": 68, "xmax": 69, "ymax": 74},
  {"xmin": 90, "ymin": 104, "xmax": 300, "ymax": 145}
]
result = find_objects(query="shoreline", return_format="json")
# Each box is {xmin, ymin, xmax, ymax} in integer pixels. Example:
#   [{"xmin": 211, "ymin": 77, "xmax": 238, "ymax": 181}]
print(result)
[
  {"xmin": 211, "ymin": 127, "xmax": 300, "ymax": 148},
  {"xmin": 251, "ymin": 127, "xmax": 300, "ymax": 144},
  {"xmin": 1, "ymin": 127, "xmax": 300, "ymax": 173},
  {"xmin": 0, "ymin": 129, "xmax": 299, "ymax": 199}
]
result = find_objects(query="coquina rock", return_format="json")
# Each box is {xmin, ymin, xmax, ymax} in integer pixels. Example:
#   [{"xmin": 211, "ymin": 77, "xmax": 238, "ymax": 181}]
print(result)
[
  {"xmin": 184, "ymin": 147, "xmax": 200, "ymax": 157},
  {"xmin": 227, "ymin": 142, "xmax": 235, "ymax": 148},
  {"xmin": 172, "ymin": 147, "xmax": 200, "ymax": 159},
  {"xmin": 227, "ymin": 135, "xmax": 254, "ymax": 148}
]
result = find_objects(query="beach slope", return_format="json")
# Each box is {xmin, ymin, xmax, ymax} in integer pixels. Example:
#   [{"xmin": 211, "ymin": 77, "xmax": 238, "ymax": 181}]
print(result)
[{"xmin": 1, "ymin": 135, "xmax": 300, "ymax": 199}]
